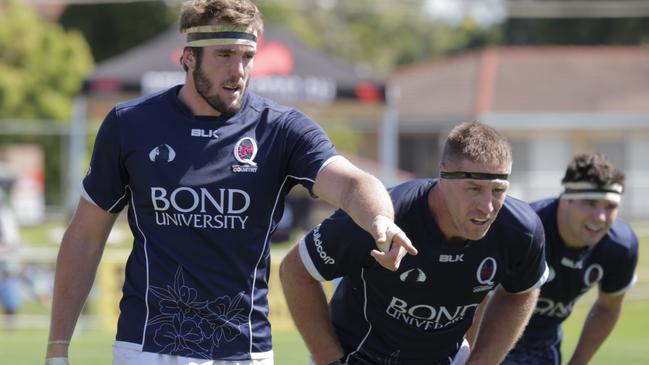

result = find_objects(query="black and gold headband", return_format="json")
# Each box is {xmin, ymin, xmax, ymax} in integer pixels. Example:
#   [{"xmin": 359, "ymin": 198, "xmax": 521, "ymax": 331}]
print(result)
[
  {"xmin": 440, "ymin": 171, "xmax": 509, "ymax": 181},
  {"xmin": 183, "ymin": 25, "xmax": 257, "ymax": 47}
]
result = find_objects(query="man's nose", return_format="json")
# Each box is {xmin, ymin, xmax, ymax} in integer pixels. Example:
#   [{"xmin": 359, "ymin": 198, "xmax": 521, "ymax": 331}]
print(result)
[
  {"xmin": 475, "ymin": 192, "xmax": 494, "ymax": 214},
  {"xmin": 592, "ymin": 207, "xmax": 607, "ymax": 223},
  {"xmin": 231, "ymin": 57, "xmax": 246, "ymax": 76}
]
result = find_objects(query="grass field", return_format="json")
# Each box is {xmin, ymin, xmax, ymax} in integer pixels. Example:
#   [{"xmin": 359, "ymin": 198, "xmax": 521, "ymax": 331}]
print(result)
[
  {"xmin": 1, "ymin": 299, "xmax": 649, "ymax": 364},
  {"xmin": 3, "ymin": 225, "xmax": 648, "ymax": 364},
  {"xmin": 0, "ymin": 328, "xmax": 308, "ymax": 365}
]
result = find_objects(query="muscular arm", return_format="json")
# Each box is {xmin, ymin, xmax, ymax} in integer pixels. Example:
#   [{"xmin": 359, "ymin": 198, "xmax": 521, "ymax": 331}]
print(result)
[
  {"xmin": 46, "ymin": 198, "xmax": 118, "ymax": 358},
  {"xmin": 313, "ymin": 158, "xmax": 416, "ymax": 270},
  {"xmin": 465, "ymin": 293, "xmax": 490, "ymax": 347},
  {"xmin": 466, "ymin": 286, "xmax": 539, "ymax": 365},
  {"xmin": 279, "ymin": 245, "xmax": 345, "ymax": 365},
  {"xmin": 566, "ymin": 291, "xmax": 625, "ymax": 365}
]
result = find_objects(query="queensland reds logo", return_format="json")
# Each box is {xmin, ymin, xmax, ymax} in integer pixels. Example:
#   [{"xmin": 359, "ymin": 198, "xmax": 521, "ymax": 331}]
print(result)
[
  {"xmin": 234, "ymin": 137, "xmax": 258, "ymax": 166},
  {"xmin": 476, "ymin": 257, "xmax": 497, "ymax": 286},
  {"xmin": 583, "ymin": 264, "xmax": 604, "ymax": 287}
]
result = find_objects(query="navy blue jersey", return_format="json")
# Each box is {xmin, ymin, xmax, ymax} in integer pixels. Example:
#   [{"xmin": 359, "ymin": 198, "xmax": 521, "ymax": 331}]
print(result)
[
  {"xmin": 82, "ymin": 85, "xmax": 338, "ymax": 360},
  {"xmin": 299, "ymin": 179, "xmax": 547, "ymax": 365},
  {"xmin": 520, "ymin": 198, "xmax": 638, "ymax": 342}
]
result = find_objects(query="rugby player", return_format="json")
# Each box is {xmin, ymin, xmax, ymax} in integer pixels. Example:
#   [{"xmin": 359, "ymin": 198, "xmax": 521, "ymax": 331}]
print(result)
[
  {"xmin": 280, "ymin": 122, "xmax": 549, "ymax": 365},
  {"xmin": 45, "ymin": 1, "xmax": 415, "ymax": 364},
  {"xmin": 501, "ymin": 153, "xmax": 638, "ymax": 365}
]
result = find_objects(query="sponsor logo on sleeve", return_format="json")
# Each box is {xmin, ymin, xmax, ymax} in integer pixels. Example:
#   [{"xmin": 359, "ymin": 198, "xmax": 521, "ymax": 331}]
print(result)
[{"xmin": 312, "ymin": 224, "xmax": 335, "ymax": 265}]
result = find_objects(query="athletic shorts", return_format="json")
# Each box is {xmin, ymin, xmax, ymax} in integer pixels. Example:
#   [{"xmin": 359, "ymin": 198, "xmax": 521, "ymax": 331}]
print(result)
[
  {"xmin": 309, "ymin": 338, "xmax": 470, "ymax": 365},
  {"xmin": 501, "ymin": 336, "xmax": 561, "ymax": 365},
  {"xmin": 112, "ymin": 341, "xmax": 274, "ymax": 365}
]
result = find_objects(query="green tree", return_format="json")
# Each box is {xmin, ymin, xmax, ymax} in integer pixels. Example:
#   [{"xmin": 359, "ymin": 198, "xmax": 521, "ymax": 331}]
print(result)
[
  {"xmin": 0, "ymin": 0, "xmax": 93, "ymax": 204},
  {"xmin": 0, "ymin": 0, "xmax": 93, "ymax": 120},
  {"xmin": 504, "ymin": 18, "xmax": 649, "ymax": 45},
  {"xmin": 59, "ymin": 1, "xmax": 177, "ymax": 63},
  {"xmin": 259, "ymin": 0, "xmax": 500, "ymax": 76}
]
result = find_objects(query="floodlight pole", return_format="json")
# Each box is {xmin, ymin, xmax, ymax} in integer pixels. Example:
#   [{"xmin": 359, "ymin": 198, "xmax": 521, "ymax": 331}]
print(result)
[
  {"xmin": 66, "ymin": 95, "xmax": 88, "ymax": 218},
  {"xmin": 380, "ymin": 83, "xmax": 399, "ymax": 188}
]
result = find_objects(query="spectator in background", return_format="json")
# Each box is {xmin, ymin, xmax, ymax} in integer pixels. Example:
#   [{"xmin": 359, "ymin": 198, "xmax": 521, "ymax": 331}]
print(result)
[{"xmin": 0, "ymin": 189, "xmax": 22, "ymax": 328}]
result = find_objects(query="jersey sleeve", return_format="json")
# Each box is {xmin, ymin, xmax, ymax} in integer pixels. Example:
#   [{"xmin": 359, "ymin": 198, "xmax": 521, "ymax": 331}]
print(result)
[
  {"xmin": 81, "ymin": 108, "xmax": 130, "ymax": 213},
  {"xmin": 600, "ymin": 232, "xmax": 639, "ymax": 295},
  {"xmin": 501, "ymin": 215, "xmax": 549, "ymax": 293},
  {"xmin": 298, "ymin": 209, "xmax": 375, "ymax": 281},
  {"xmin": 283, "ymin": 111, "xmax": 338, "ymax": 193}
]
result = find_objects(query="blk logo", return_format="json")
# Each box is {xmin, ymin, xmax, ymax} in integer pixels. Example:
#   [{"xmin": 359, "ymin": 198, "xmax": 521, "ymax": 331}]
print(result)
[
  {"xmin": 439, "ymin": 254, "xmax": 463, "ymax": 263},
  {"xmin": 149, "ymin": 144, "xmax": 176, "ymax": 162},
  {"xmin": 191, "ymin": 129, "xmax": 218, "ymax": 138}
]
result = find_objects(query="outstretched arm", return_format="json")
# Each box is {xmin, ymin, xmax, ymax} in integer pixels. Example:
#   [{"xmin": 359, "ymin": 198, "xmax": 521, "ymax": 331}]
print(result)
[
  {"xmin": 313, "ymin": 158, "xmax": 416, "ymax": 271},
  {"xmin": 279, "ymin": 245, "xmax": 346, "ymax": 365},
  {"xmin": 46, "ymin": 198, "xmax": 118, "ymax": 361},
  {"xmin": 566, "ymin": 291, "xmax": 625, "ymax": 365},
  {"xmin": 466, "ymin": 286, "xmax": 539, "ymax": 365}
]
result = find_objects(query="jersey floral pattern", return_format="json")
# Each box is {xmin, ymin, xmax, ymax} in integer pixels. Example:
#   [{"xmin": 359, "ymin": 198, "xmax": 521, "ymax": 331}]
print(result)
[{"xmin": 148, "ymin": 267, "xmax": 247, "ymax": 358}]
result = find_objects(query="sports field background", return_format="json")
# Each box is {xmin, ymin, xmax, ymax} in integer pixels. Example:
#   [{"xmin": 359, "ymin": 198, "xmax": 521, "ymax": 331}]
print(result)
[{"xmin": 1, "ymin": 227, "xmax": 647, "ymax": 364}]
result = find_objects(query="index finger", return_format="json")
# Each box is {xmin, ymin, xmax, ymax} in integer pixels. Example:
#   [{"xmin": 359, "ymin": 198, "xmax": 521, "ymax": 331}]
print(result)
[{"xmin": 391, "ymin": 231, "xmax": 417, "ymax": 255}]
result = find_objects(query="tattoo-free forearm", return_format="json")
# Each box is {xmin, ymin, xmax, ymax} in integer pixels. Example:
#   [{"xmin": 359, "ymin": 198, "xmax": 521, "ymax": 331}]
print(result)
[
  {"xmin": 567, "ymin": 295, "xmax": 623, "ymax": 365},
  {"xmin": 467, "ymin": 287, "xmax": 538, "ymax": 365},
  {"xmin": 280, "ymin": 247, "xmax": 345, "ymax": 365}
]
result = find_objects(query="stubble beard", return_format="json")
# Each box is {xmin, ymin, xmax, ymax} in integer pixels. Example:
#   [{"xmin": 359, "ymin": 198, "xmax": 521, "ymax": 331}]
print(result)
[{"xmin": 193, "ymin": 62, "xmax": 244, "ymax": 115}]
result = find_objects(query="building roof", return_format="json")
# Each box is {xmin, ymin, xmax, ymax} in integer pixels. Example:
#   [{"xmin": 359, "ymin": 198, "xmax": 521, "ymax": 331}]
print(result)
[
  {"xmin": 391, "ymin": 46, "xmax": 649, "ymax": 124},
  {"xmin": 86, "ymin": 24, "xmax": 384, "ymax": 104}
]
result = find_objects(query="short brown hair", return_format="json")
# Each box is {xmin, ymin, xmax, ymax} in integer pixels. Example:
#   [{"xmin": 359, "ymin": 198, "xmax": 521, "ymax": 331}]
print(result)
[
  {"xmin": 441, "ymin": 121, "xmax": 512, "ymax": 167},
  {"xmin": 179, "ymin": 0, "xmax": 263, "ymax": 71},
  {"xmin": 562, "ymin": 153, "xmax": 625, "ymax": 189},
  {"xmin": 179, "ymin": 0, "xmax": 263, "ymax": 35}
]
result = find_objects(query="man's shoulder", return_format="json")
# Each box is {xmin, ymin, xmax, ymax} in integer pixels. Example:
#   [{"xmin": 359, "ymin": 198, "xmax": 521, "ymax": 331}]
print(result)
[
  {"xmin": 115, "ymin": 87, "xmax": 173, "ymax": 113},
  {"xmin": 496, "ymin": 196, "xmax": 543, "ymax": 236},
  {"xmin": 244, "ymin": 91, "xmax": 302, "ymax": 119},
  {"xmin": 389, "ymin": 179, "xmax": 431, "ymax": 213},
  {"xmin": 600, "ymin": 218, "xmax": 638, "ymax": 254}
]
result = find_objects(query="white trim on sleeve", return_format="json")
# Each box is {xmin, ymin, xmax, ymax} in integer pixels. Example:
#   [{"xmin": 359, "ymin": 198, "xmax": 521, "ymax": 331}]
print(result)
[
  {"xmin": 513, "ymin": 262, "xmax": 550, "ymax": 294},
  {"xmin": 298, "ymin": 237, "xmax": 326, "ymax": 282},
  {"xmin": 603, "ymin": 274, "xmax": 638, "ymax": 296},
  {"xmin": 317, "ymin": 155, "xmax": 346, "ymax": 175},
  {"xmin": 80, "ymin": 183, "xmax": 99, "ymax": 207}
]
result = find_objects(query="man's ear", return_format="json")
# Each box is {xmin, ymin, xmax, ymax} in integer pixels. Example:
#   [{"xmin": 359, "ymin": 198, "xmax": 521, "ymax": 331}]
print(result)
[{"xmin": 183, "ymin": 48, "xmax": 196, "ymax": 70}]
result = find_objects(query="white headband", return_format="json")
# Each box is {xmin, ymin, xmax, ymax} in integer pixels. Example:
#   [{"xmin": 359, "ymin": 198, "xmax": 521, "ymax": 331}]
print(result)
[{"xmin": 561, "ymin": 181, "xmax": 623, "ymax": 203}]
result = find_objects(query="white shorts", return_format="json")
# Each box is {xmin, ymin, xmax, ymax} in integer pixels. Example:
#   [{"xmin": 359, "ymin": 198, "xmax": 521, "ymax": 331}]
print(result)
[
  {"xmin": 450, "ymin": 339, "xmax": 470, "ymax": 365},
  {"xmin": 112, "ymin": 341, "xmax": 274, "ymax": 365}
]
